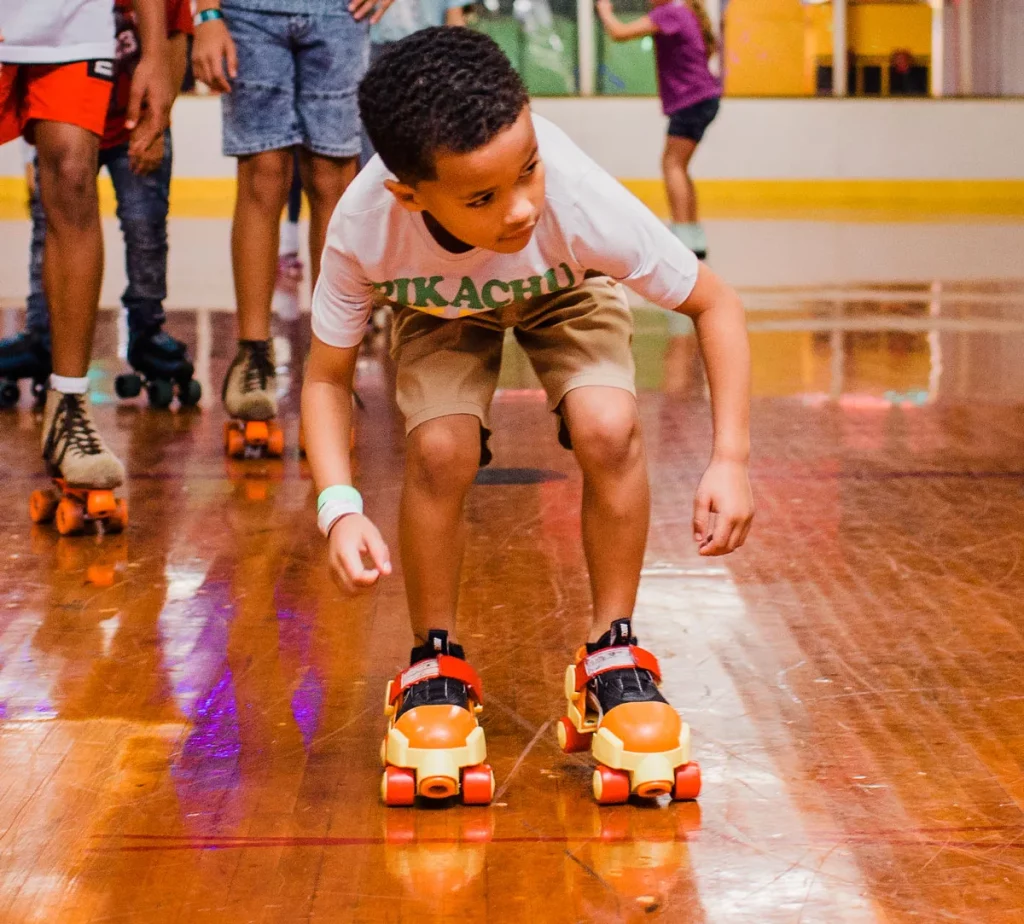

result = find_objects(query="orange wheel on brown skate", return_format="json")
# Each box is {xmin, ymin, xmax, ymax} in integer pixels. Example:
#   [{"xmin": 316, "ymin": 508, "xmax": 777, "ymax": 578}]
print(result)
[
  {"xmin": 267, "ymin": 424, "xmax": 285, "ymax": 458},
  {"xmin": 227, "ymin": 426, "xmax": 246, "ymax": 458},
  {"xmin": 107, "ymin": 498, "xmax": 129, "ymax": 534},
  {"xmin": 381, "ymin": 766, "xmax": 417, "ymax": 807},
  {"xmin": 86, "ymin": 490, "xmax": 116, "ymax": 519},
  {"xmin": 461, "ymin": 764, "xmax": 495, "ymax": 805},
  {"xmin": 29, "ymin": 488, "xmax": 59, "ymax": 524},
  {"xmin": 592, "ymin": 766, "xmax": 630, "ymax": 805},
  {"xmin": 55, "ymin": 497, "xmax": 86, "ymax": 536},
  {"xmin": 672, "ymin": 762, "xmax": 701, "ymax": 801}
]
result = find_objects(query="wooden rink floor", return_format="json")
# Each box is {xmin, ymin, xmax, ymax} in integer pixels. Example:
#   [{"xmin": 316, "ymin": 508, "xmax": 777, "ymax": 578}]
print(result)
[{"xmin": 2, "ymin": 280, "xmax": 1024, "ymax": 922}]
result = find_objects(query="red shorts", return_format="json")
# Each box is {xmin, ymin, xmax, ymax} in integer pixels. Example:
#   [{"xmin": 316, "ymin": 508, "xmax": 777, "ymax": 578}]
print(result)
[{"xmin": 0, "ymin": 59, "xmax": 114, "ymax": 145}]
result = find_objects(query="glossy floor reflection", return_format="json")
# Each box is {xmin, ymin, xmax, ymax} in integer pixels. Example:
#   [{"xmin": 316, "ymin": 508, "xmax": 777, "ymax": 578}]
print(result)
[{"xmin": 1, "ymin": 283, "xmax": 1024, "ymax": 922}]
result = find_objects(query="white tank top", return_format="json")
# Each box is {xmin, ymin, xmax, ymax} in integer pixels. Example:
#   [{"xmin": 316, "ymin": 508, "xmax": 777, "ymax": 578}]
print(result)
[{"xmin": 0, "ymin": 0, "xmax": 116, "ymax": 64}]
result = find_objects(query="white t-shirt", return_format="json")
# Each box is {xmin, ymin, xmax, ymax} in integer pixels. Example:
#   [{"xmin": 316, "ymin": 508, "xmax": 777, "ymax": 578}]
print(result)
[
  {"xmin": 312, "ymin": 114, "xmax": 699, "ymax": 349},
  {"xmin": 0, "ymin": 0, "xmax": 116, "ymax": 64}
]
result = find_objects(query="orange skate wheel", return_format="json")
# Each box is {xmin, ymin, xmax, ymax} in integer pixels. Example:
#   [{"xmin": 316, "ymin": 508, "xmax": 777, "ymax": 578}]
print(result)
[
  {"xmin": 225, "ymin": 425, "xmax": 246, "ymax": 458},
  {"xmin": 55, "ymin": 498, "xmax": 86, "ymax": 536},
  {"xmin": 672, "ymin": 761, "xmax": 702, "ymax": 801},
  {"xmin": 86, "ymin": 565, "xmax": 116, "ymax": 587},
  {"xmin": 461, "ymin": 764, "xmax": 495, "ymax": 806},
  {"xmin": 381, "ymin": 766, "xmax": 416, "ymax": 807},
  {"xmin": 86, "ymin": 490, "xmax": 116, "ymax": 518},
  {"xmin": 556, "ymin": 716, "xmax": 593, "ymax": 754},
  {"xmin": 267, "ymin": 424, "xmax": 285, "ymax": 458},
  {"xmin": 245, "ymin": 420, "xmax": 269, "ymax": 445},
  {"xmin": 592, "ymin": 766, "xmax": 630, "ymax": 805},
  {"xmin": 107, "ymin": 498, "xmax": 129, "ymax": 534},
  {"xmin": 29, "ymin": 489, "xmax": 59, "ymax": 524}
]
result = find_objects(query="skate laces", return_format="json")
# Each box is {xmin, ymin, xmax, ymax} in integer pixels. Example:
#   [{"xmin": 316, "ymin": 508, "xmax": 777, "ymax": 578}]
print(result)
[
  {"xmin": 587, "ymin": 618, "xmax": 667, "ymax": 712},
  {"xmin": 45, "ymin": 394, "xmax": 103, "ymax": 464},
  {"xmin": 241, "ymin": 341, "xmax": 274, "ymax": 393}
]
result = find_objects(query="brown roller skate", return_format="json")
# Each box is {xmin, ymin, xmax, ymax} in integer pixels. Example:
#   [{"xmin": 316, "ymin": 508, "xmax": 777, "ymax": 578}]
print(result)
[
  {"xmin": 30, "ymin": 391, "xmax": 128, "ymax": 537},
  {"xmin": 557, "ymin": 618, "xmax": 701, "ymax": 805},
  {"xmin": 222, "ymin": 340, "xmax": 284, "ymax": 458},
  {"xmin": 380, "ymin": 630, "xmax": 494, "ymax": 807}
]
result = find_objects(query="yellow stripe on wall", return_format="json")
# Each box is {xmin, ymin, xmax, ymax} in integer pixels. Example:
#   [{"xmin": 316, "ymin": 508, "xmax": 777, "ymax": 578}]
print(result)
[{"xmin": 2, "ymin": 176, "xmax": 1023, "ymax": 222}]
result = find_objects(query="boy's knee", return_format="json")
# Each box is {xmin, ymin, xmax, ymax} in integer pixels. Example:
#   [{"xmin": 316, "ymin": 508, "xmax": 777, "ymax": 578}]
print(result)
[
  {"xmin": 36, "ymin": 146, "xmax": 97, "ymax": 223},
  {"xmin": 407, "ymin": 419, "xmax": 480, "ymax": 493},
  {"xmin": 571, "ymin": 402, "xmax": 642, "ymax": 473},
  {"xmin": 238, "ymin": 152, "xmax": 293, "ymax": 211}
]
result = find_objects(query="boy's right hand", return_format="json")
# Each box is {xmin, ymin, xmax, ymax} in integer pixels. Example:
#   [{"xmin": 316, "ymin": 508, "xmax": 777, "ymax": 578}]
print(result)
[
  {"xmin": 328, "ymin": 514, "xmax": 393, "ymax": 594},
  {"xmin": 192, "ymin": 18, "xmax": 237, "ymax": 93}
]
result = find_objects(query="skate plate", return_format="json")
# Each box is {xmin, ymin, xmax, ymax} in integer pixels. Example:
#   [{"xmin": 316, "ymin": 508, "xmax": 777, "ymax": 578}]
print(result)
[
  {"xmin": 29, "ymin": 479, "xmax": 128, "ymax": 537},
  {"xmin": 224, "ymin": 419, "xmax": 284, "ymax": 459}
]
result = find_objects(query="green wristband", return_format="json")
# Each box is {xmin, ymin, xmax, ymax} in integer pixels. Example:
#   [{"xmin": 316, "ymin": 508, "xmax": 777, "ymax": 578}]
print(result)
[
  {"xmin": 317, "ymin": 484, "xmax": 363, "ymax": 514},
  {"xmin": 194, "ymin": 8, "xmax": 224, "ymax": 25}
]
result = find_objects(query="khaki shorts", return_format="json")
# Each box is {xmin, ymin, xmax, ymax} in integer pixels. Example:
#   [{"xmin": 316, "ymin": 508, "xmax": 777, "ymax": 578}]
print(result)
[{"xmin": 390, "ymin": 276, "xmax": 636, "ymax": 460}]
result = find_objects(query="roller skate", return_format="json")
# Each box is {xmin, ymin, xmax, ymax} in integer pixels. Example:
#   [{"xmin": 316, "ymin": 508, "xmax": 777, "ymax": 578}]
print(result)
[
  {"xmin": 0, "ymin": 329, "xmax": 51, "ymax": 409},
  {"xmin": 380, "ymin": 629, "xmax": 494, "ymax": 807},
  {"xmin": 222, "ymin": 339, "xmax": 284, "ymax": 459},
  {"xmin": 115, "ymin": 324, "xmax": 202, "ymax": 409},
  {"xmin": 557, "ymin": 618, "xmax": 701, "ymax": 805},
  {"xmin": 30, "ymin": 390, "xmax": 128, "ymax": 536}
]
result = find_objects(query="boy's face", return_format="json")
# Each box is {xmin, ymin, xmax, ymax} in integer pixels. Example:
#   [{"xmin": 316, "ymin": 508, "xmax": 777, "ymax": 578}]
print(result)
[{"xmin": 385, "ymin": 108, "xmax": 545, "ymax": 254}]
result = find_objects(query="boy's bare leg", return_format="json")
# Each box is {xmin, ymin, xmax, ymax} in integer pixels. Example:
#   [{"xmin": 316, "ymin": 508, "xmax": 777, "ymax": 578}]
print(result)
[
  {"xmin": 399, "ymin": 414, "xmax": 481, "ymax": 646},
  {"xmin": 663, "ymin": 136, "xmax": 698, "ymax": 224},
  {"xmin": 232, "ymin": 149, "xmax": 293, "ymax": 341},
  {"xmin": 297, "ymin": 150, "xmax": 358, "ymax": 287},
  {"xmin": 561, "ymin": 386, "xmax": 650, "ymax": 643},
  {"xmin": 34, "ymin": 121, "xmax": 103, "ymax": 376}
]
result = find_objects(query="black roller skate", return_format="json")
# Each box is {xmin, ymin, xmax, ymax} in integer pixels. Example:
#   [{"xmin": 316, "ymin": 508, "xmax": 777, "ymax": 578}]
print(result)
[
  {"xmin": 114, "ymin": 324, "xmax": 202, "ymax": 409},
  {"xmin": 0, "ymin": 329, "xmax": 52, "ymax": 410}
]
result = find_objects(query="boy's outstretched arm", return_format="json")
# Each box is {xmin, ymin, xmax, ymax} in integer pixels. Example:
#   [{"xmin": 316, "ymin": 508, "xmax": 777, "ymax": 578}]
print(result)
[
  {"xmin": 303, "ymin": 335, "xmax": 392, "ymax": 593},
  {"xmin": 595, "ymin": 0, "xmax": 657, "ymax": 42},
  {"xmin": 676, "ymin": 263, "xmax": 755, "ymax": 556}
]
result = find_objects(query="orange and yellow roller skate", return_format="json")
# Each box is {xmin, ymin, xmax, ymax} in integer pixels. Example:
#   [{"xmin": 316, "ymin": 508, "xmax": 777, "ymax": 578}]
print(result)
[
  {"xmin": 381, "ymin": 630, "xmax": 494, "ymax": 807},
  {"xmin": 222, "ymin": 340, "xmax": 284, "ymax": 459},
  {"xmin": 557, "ymin": 618, "xmax": 701, "ymax": 805},
  {"xmin": 30, "ymin": 480, "xmax": 128, "ymax": 537}
]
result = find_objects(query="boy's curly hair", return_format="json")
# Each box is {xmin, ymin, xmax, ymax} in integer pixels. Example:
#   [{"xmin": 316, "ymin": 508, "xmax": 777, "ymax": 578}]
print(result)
[{"xmin": 358, "ymin": 27, "xmax": 529, "ymax": 183}]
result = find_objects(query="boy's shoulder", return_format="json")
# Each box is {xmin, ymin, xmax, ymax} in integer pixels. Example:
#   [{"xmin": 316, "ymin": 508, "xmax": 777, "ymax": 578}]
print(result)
[
  {"xmin": 337, "ymin": 157, "xmax": 398, "ymax": 220},
  {"xmin": 531, "ymin": 113, "xmax": 602, "ymax": 208}
]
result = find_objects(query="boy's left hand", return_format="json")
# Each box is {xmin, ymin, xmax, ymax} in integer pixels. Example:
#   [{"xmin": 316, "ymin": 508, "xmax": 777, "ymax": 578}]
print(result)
[
  {"xmin": 693, "ymin": 458, "xmax": 754, "ymax": 556},
  {"xmin": 129, "ymin": 128, "xmax": 164, "ymax": 175}
]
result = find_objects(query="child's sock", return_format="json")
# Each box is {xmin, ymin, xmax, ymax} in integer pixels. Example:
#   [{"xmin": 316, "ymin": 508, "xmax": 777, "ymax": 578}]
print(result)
[
  {"xmin": 279, "ymin": 220, "xmax": 300, "ymax": 257},
  {"xmin": 670, "ymin": 222, "xmax": 708, "ymax": 259},
  {"xmin": 50, "ymin": 373, "xmax": 88, "ymax": 394}
]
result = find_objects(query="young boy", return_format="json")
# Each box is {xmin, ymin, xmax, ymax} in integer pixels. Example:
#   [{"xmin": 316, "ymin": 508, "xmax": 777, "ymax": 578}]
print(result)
[
  {"xmin": 0, "ymin": 0, "xmax": 200, "ymax": 410},
  {"xmin": 302, "ymin": 28, "xmax": 753, "ymax": 804},
  {"xmin": 0, "ymin": 0, "xmax": 170, "ymax": 492}
]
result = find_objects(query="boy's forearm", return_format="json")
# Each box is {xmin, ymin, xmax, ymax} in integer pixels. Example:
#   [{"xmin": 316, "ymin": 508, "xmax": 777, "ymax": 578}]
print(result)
[
  {"xmin": 685, "ymin": 285, "xmax": 751, "ymax": 463},
  {"xmin": 133, "ymin": 0, "xmax": 169, "ymax": 60},
  {"xmin": 301, "ymin": 377, "xmax": 356, "ymax": 492},
  {"xmin": 168, "ymin": 33, "xmax": 188, "ymax": 100}
]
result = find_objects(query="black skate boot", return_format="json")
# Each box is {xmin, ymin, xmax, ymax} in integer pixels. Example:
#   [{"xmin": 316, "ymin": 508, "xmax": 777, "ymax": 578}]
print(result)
[
  {"xmin": 114, "ymin": 324, "xmax": 202, "ymax": 409},
  {"xmin": 0, "ymin": 329, "xmax": 51, "ymax": 409}
]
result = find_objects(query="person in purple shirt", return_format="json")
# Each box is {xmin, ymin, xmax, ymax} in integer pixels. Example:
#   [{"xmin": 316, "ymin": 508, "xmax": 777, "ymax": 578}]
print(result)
[{"xmin": 597, "ymin": 0, "xmax": 720, "ymax": 260}]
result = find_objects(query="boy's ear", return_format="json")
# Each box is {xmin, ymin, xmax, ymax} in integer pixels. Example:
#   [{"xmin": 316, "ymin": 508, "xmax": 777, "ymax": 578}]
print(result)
[{"xmin": 384, "ymin": 178, "xmax": 423, "ymax": 213}]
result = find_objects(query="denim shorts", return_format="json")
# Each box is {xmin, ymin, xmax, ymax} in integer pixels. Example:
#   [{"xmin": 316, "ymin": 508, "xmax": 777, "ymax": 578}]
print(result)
[
  {"xmin": 221, "ymin": 8, "xmax": 369, "ymax": 158},
  {"xmin": 667, "ymin": 97, "xmax": 720, "ymax": 143}
]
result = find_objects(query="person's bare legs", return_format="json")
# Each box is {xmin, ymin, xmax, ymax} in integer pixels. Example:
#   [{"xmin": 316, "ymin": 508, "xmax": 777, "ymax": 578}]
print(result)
[
  {"xmin": 33, "ymin": 121, "xmax": 125, "ymax": 489},
  {"xmin": 663, "ymin": 135, "xmax": 698, "ymax": 225},
  {"xmin": 34, "ymin": 121, "xmax": 103, "ymax": 376},
  {"xmin": 398, "ymin": 414, "xmax": 481, "ymax": 646},
  {"xmin": 296, "ymin": 150, "xmax": 358, "ymax": 287},
  {"xmin": 560, "ymin": 386, "xmax": 649, "ymax": 643},
  {"xmin": 232, "ymin": 149, "xmax": 294, "ymax": 341}
]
